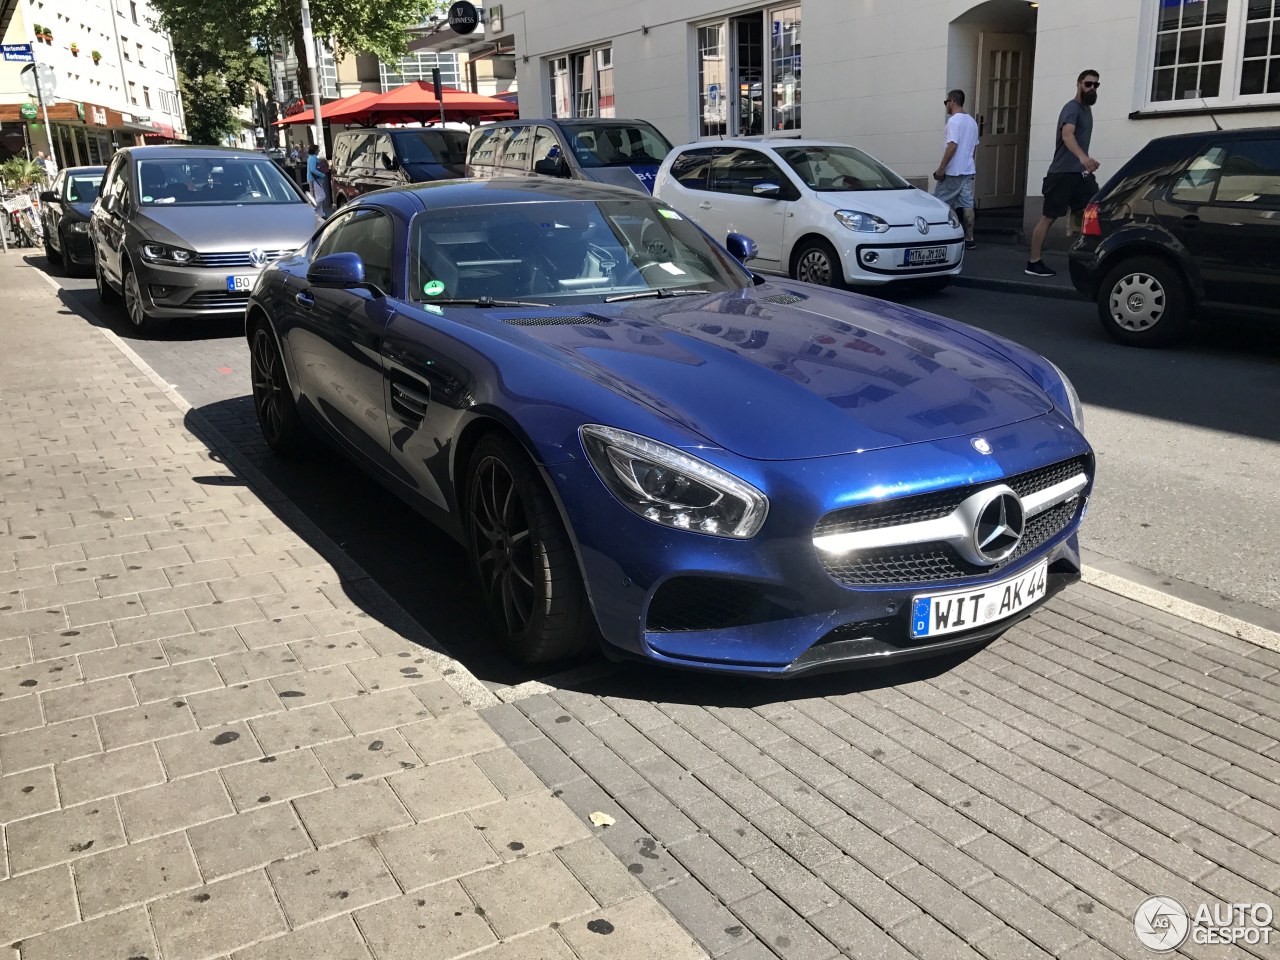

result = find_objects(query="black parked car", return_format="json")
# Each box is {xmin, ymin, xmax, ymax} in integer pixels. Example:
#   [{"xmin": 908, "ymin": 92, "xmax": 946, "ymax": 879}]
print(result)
[
  {"xmin": 329, "ymin": 128, "xmax": 468, "ymax": 208},
  {"xmin": 1068, "ymin": 127, "xmax": 1280, "ymax": 347},
  {"xmin": 39, "ymin": 165, "xmax": 106, "ymax": 276}
]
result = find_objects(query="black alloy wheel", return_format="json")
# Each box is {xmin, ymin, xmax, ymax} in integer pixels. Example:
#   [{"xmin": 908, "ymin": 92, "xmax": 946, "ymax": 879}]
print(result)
[
  {"xmin": 250, "ymin": 324, "xmax": 307, "ymax": 455},
  {"xmin": 466, "ymin": 433, "xmax": 592, "ymax": 664}
]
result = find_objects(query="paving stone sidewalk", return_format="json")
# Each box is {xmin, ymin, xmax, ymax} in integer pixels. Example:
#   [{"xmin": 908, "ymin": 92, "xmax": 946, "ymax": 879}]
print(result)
[{"xmin": 0, "ymin": 259, "xmax": 707, "ymax": 960}]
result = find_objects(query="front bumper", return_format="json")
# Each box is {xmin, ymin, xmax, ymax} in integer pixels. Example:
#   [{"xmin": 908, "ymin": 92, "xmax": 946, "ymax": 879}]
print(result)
[
  {"xmin": 550, "ymin": 413, "xmax": 1092, "ymax": 677},
  {"xmin": 836, "ymin": 225, "xmax": 966, "ymax": 285},
  {"xmin": 133, "ymin": 260, "xmax": 263, "ymax": 318},
  {"xmin": 63, "ymin": 228, "xmax": 95, "ymax": 265}
]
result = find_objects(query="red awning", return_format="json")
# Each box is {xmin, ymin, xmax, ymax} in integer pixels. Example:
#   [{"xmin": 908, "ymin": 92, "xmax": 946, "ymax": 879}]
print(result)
[
  {"xmin": 275, "ymin": 90, "xmax": 382, "ymax": 126},
  {"xmin": 352, "ymin": 82, "xmax": 517, "ymax": 124}
]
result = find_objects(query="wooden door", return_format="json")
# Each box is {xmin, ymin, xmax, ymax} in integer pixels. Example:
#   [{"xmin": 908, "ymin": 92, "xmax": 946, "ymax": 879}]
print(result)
[{"xmin": 974, "ymin": 32, "xmax": 1033, "ymax": 209}]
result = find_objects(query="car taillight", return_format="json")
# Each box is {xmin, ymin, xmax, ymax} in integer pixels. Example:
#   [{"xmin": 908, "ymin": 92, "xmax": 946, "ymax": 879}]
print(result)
[{"xmin": 1082, "ymin": 202, "xmax": 1102, "ymax": 237}]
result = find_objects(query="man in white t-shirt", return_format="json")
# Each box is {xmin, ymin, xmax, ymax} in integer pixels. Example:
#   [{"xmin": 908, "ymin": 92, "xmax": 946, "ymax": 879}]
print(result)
[{"xmin": 933, "ymin": 89, "xmax": 980, "ymax": 249}]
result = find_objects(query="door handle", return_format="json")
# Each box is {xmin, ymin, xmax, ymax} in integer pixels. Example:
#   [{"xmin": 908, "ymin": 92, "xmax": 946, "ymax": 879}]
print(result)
[
  {"xmin": 295, "ymin": 291, "xmax": 315, "ymax": 308},
  {"xmin": 1181, "ymin": 215, "xmax": 1200, "ymax": 228},
  {"xmin": 698, "ymin": 201, "xmax": 712, "ymax": 210}
]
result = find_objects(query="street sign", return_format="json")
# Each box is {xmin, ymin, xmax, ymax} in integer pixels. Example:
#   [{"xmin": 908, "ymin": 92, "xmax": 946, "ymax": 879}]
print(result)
[
  {"xmin": 19, "ymin": 62, "xmax": 56, "ymax": 99},
  {"xmin": 709, "ymin": 83, "xmax": 721, "ymax": 104},
  {"xmin": 2, "ymin": 43, "xmax": 34, "ymax": 62}
]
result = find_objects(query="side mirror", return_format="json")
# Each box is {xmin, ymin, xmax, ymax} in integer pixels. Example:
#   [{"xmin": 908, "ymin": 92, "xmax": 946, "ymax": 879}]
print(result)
[
  {"xmin": 725, "ymin": 232, "xmax": 758, "ymax": 264},
  {"xmin": 533, "ymin": 156, "xmax": 569, "ymax": 178},
  {"xmin": 751, "ymin": 182, "xmax": 781, "ymax": 198},
  {"xmin": 307, "ymin": 251, "xmax": 366, "ymax": 288},
  {"xmin": 39, "ymin": 190, "xmax": 58, "ymax": 204}
]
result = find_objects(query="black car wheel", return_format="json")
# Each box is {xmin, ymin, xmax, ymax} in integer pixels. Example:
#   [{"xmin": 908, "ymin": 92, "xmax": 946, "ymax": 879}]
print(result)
[
  {"xmin": 1097, "ymin": 256, "xmax": 1191, "ymax": 347},
  {"xmin": 250, "ymin": 323, "xmax": 308, "ymax": 455},
  {"xmin": 466, "ymin": 433, "xmax": 592, "ymax": 664},
  {"xmin": 792, "ymin": 238, "xmax": 844, "ymax": 288},
  {"xmin": 43, "ymin": 229, "xmax": 61, "ymax": 265},
  {"xmin": 123, "ymin": 265, "xmax": 167, "ymax": 336},
  {"xmin": 95, "ymin": 256, "xmax": 119, "ymax": 305}
]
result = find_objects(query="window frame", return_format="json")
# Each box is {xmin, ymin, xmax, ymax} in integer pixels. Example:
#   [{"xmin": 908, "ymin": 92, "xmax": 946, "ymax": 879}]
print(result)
[
  {"xmin": 1138, "ymin": 0, "xmax": 1280, "ymax": 112},
  {"xmin": 693, "ymin": 3, "xmax": 802, "ymax": 140},
  {"xmin": 546, "ymin": 44, "xmax": 613, "ymax": 119}
]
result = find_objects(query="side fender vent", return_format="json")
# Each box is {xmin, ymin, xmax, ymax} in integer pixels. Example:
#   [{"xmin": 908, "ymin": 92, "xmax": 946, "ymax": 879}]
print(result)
[{"xmin": 503, "ymin": 315, "xmax": 607, "ymax": 326}]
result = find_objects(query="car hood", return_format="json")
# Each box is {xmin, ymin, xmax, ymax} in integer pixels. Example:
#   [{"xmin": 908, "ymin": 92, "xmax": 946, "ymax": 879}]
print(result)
[
  {"xmin": 811, "ymin": 187, "xmax": 951, "ymax": 224},
  {"xmin": 131, "ymin": 204, "xmax": 316, "ymax": 253},
  {"xmin": 486, "ymin": 287, "xmax": 1054, "ymax": 460}
]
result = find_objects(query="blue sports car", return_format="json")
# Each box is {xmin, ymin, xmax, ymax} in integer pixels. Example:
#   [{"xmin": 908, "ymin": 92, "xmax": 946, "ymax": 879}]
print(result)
[{"xmin": 247, "ymin": 178, "xmax": 1093, "ymax": 676}]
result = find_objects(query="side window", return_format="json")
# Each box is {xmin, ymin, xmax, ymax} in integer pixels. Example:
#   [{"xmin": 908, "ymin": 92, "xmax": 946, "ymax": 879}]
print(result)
[
  {"xmin": 311, "ymin": 209, "xmax": 395, "ymax": 294},
  {"xmin": 347, "ymin": 135, "xmax": 376, "ymax": 172},
  {"xmin": 469, "ymin": 125, "xmax": 512, "ymax": 170},
  {"xmin": 1170, "ymin": 145, "xmax": 1227, "ymax": 203},
  {"xmin": 99, "ymin": 160, "xmax": 124, "ymax": 211},
  {"xmin": 375, "ymin": 136, "xmax": 396, "ymax": 171},
  {"xmin": 502, "ymin": 126, "xmax": 535, "ymax": 173},
  {"xmin": 50, "ymin": 172, "xmax": 65, "ymax": 198},
  {"xmin": 709, "ymin": 148, "xmax": 789, "ymax": 197},
  {"xmin": 312, "ymin": 211, "xmax": 357, "ymax": 260},
  {"xmin": 670, "ymin": 149, "xmax": 716, "ymax": 191},
  {"xmin": 532, "ymin": 126, "xmax": 563, "ymax": 172},
  {"xmin": 331, "ymin": 135, "xmax": 353, "ymax": 174},
  {"xmin": 1215, "ymin": 140, "xmax": 1280, "ymax": 207}
]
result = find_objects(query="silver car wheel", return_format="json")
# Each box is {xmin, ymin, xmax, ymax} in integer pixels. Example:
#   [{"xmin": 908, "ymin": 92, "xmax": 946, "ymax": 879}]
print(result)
[
  {"xmin": 124, "ymin": 269, "xmax": 146, "ymax": 328},
  {"xmin": 796, "ymin": 248, "xmax": 834, "ymax": 286},
  {"xmin": 1107, "ymin": 271, "xmax": 1165, "ymax": 332}
]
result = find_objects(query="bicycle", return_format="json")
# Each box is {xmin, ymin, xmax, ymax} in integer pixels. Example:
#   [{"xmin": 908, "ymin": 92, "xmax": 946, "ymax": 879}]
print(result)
[{"xmin": 1, "ymin": 189, "xmax": 44, "ymax": 249}]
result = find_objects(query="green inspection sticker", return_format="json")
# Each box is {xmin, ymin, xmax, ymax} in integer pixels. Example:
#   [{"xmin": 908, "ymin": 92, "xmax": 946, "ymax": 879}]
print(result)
[
  {"xmin": 658, "ymin": 208, "xmax": 682, "ymax": 220},
  {"xmin": 423, "ymin": 280, "xmax": 446, "ymax": 296}
]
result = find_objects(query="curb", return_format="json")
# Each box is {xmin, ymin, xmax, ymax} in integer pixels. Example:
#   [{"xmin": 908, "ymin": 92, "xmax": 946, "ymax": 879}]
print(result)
[{"xmin": 952, "ymin": 274, "xmax": 1084, "ymax": 301}]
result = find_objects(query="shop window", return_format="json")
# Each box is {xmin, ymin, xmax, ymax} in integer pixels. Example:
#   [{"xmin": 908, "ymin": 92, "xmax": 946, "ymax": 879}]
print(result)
[
  {"xmin": 1148, "ymin": 0, "xmax": 1280, "ymax": 105},
  {"xmin": 696, "ymin": 5, "xmax": 801, "ymax": 139},
  {"xmin": 547, "ymin": 46, "xmax": 612, "ymax": 118}
]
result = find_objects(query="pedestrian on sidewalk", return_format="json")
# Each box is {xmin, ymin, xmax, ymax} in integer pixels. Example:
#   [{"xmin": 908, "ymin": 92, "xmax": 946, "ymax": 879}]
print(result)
[
  {"xmin": 35, "ymin": 150, "xmax": 57, "ymax": 183},
  {"xmin": 1026, "ymin": 69, "xmax": 1101, "ymax": 278},
  {"xmin": 933, "ymin": 89, "xmax": 979, "ymax": 251},
  {"xmin": 306, "ymin": 144, "xmax": 331, "ymax": 218}
]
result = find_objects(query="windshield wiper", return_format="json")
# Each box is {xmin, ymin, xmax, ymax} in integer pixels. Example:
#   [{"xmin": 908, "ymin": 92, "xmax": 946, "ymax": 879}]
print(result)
[
  {"xmin": 425, "ymin": 297, "xmax": 549, "ymax": 308},
  {"xmin": 604, "ymin": 288, "xmax": 710, "ymax": 303}
]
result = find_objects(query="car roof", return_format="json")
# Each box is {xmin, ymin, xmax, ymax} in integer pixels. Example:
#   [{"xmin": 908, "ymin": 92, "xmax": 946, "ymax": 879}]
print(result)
[
  {"xmin": 673, "ymin": 139, "xmax": 855, "ymax": 151},
  {"xmin": 64, "ymin": 166, "xmax": 107, "ymax": 174},
  {"xmin": 119, "ymin": 145, "xmax": 277, "ymax": 160},
  {"xmin": 337, "ymin": 128, "xmax": 467, "ymax": 137},
  {"xmin": 487, "ymin": 118, "xmax": 658, "ymax": 128},
  {"xmin": 1139, "ymin": 125, "xmax": 1278, "ymax": 147},
  {"xmin": 364, "ymin": 176, "xmax": 661, "ymax": 213}
]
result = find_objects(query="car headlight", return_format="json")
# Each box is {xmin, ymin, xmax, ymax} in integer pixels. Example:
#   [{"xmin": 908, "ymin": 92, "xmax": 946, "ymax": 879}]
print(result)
[
  {"xmin": 947, "ymin": 209, "xmax": 960, "ymax": 230},
  {"xmin": 67, "ymin": 221, "xmax": 90, "ymax": 234},
  {"xmin": 834, "ymin": 210, "xmax": 890, "ymax": 233},
  {"xmin": 140, "ymin": 243, "xmax": 195, "ymax": 265},
  {"xmin": 1047, "ymin": 360, "xmax": 1085, "ymax": 432},
  {"xmin": 581, "ymin": 424, "xmax": 768, "ymax": 539}
]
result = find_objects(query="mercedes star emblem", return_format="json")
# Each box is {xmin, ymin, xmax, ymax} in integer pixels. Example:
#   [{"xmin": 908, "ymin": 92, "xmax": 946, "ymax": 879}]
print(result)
[
  {"xmin": 973, "ymin": 491, "xmax": 1025, "ymax": 564},
  {"xmin": 915, "ymin": 216, "xmax": 929, "ymax": 235}
]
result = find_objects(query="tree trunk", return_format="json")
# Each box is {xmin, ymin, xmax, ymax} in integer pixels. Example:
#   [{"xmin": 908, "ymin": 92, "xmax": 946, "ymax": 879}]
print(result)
[{"xmin": 291, "ymin": 24, "xmax": 311, "ymax": 99}]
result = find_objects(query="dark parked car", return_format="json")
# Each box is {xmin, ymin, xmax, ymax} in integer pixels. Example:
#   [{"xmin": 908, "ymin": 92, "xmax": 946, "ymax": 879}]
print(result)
[
  {"xmin": 1069, "ymin": 127, "xmax": 1280, "ymax": 347},
  {"xmin": 245, "ymin": 178, "xmax": 1092, "ymax": 676},
  {"xmin": 39, "ymin": 165, "xmax": 106, "ymax": 276},
  {"xmin": 329, "ymin": 128, "xmax": 468, "ymax": 207}
]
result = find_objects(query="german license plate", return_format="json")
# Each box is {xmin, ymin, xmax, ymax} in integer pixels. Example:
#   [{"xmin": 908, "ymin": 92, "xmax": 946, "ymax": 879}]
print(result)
[
  {"xmin": 909, "ymin": 560, "xmax": 1048, "ymax": 639},
  {"xmin": 226, "ymin": 275, "xmax": 254, "ymax": 292},
  {"xmin": 905, "ymin": 246, "xmax": 947, "ymax": 266}
]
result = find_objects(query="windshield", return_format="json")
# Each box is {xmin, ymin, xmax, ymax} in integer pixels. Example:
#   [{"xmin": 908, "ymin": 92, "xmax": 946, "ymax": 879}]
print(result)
[
  {"xmin": 563, "ymin": 124, "xmax": 672, "ymax": 169},
  {"xmin": 396, "ymin": 131, "xmax": 469, "ymax": 165},
  {"xmin": 66, "ymin": 174, "xmax": 102, "ymax": 203},
  {"xmin": 775, "ymin": 145, "xmax": 912, "ymax": 192},
  {"xmin": 136, "ymin": 157, "xmax": 303, "ymax": 206},
  {"xmin": 411, "ymin": 199, "xmax": 749, "ymax": 304}
]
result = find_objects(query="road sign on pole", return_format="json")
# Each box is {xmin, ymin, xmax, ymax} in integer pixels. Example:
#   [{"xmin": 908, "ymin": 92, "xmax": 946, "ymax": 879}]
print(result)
[
  {"xmin": 2, "ymin": 43, "xmax": 35, "ymax": 62},
  {"xmin": 19, "ymin": 62, "xmax": 59, "ymax": 172}
]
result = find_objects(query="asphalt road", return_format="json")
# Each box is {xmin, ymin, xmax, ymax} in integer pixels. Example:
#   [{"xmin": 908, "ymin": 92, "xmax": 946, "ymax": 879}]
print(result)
[{"xmin": 38, "ymin": 259, "xmax": 1280, "ymax": 645}]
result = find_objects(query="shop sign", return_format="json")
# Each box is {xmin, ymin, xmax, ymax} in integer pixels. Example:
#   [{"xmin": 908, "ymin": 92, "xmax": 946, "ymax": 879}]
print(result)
[
  {"xmin": 448, "ymin": 0, "xmax": 480, "ymax": 35},
  {"xmin": 19, "ymin": 103, "xmax": 38, "ymax": 120}
]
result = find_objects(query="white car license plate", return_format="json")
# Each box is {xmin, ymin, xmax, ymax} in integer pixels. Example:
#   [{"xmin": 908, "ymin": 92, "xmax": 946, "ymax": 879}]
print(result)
[
  {"xmin": 226, "ymin": 275, "xmax": 254, "ymax": 292},
  {"xmin": 909, "ymin": 560, "xmax": 1048, "ymax": 639},
  {"xmin": 904, "ymin": 246, "xmax": 947, "ymax": 266}
]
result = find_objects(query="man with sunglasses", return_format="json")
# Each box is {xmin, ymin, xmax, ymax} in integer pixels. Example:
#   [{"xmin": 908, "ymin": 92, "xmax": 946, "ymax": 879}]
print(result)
[
  {"xmin": 1027, "ymin": 70, "xmax": 1101, "ymax": 278},
  {"xmin": 933, "ymin": 89, "xmax": 980, "ymax": 250}
]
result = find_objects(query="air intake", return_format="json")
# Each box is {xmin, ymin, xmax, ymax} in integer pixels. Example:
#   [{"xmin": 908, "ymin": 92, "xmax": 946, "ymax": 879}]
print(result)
[
  {"xmin": 503, "ymin": 316, "xmax": 607, "ymax": 326},
  {"xmin": 760, "ymin": 294, "xmax": 805, "ymax": 305}
]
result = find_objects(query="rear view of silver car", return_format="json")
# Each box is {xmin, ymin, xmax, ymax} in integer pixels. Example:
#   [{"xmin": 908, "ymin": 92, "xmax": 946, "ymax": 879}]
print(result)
[{"xmin": 90, "ymin": 146, "xmax": 318, "ymax": 335}]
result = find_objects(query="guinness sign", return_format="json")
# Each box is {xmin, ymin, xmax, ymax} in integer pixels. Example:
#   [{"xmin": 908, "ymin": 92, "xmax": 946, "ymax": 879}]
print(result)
[{"xmin": 448, "ymin": 0, "xmax": 480, "ymax": 35}]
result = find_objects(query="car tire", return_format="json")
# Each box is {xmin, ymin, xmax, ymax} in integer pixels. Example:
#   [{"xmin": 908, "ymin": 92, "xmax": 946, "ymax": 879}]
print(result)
[
  {"xmin": 44, "ymin": 231, "xmax": 62, "ymax": 265},
  {"xmin": 465, "ymin": 433, "xmax": 593, "ymax": 664},
  {"xmin": 1096, "ymin": 256, "xmax": 1191, "ymax": 347},
  {"xmin": 249, "ymin": 322, "xmax": 309, "ymax": 456},
  {"xmin": 95, "ymin": 256, "xmax": 119, "ymax": 305},
  {"xmin": 791, "ymin": 237, "xmax": 844, "ymax": 288},
  {"xmin": 122, "ymin": 263, "xmax": 167, "ymax": 336}
]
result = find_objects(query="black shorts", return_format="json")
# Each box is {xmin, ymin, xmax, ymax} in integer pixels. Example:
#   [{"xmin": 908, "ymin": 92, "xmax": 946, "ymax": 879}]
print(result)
[{"xmin": 1042, "ymin": 172, "xmax": 1097, "ymax": 219}]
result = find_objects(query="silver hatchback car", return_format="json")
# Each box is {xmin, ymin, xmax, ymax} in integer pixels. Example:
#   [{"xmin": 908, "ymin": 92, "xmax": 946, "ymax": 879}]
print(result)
[{"xmin": 91, "ymin": 146, "xmax": 318, "ymax": 335}]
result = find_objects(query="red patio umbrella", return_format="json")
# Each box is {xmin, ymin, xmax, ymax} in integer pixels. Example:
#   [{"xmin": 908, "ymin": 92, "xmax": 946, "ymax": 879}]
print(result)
[
  {"xmin": 355, "ymin": 82, "xmax": 518, "ymax": 124},
  {"xmin": 274, "ymin": 90, "xmax": 382, "ymax": 126}
]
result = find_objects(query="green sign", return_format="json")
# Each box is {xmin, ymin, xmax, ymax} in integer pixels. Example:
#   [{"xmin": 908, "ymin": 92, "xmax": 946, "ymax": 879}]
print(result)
[
  {"xmin": 19, "ymin": 102, "xmax": 38, "ymax": 120},
  {"xmin": 76, "ymin": 102, "xmax": 85, "ymax": 120}
]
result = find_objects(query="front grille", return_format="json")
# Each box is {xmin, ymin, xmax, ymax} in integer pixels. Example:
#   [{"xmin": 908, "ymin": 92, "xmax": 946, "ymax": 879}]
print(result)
[
  {"xmin": 192, "ymin": 249, "xmax": 292, "ymax": 268},
  {"xmin": 185, "ymin": 291, "xmax": 250, "ymax": 311},
  {"xmin": 647, "ymin": 578, "xmax": 762, "ymax": 632},
  {"xmin": 816, "ymin": 456, "xmax": 1089, "ymax": 587},
  {"xmin": 503, "ymin": 316, "xmax": 606, "ymax": 326}
]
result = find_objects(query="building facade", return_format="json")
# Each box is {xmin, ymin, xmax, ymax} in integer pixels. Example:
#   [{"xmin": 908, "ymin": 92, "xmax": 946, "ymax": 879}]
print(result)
[
  {"xmin": 510, "ymin": 0, "xmax": 1280, "ymax": 229},
  {"xmin": 0, "ymin": 0, "xmax": 185, "ymax": 164}
]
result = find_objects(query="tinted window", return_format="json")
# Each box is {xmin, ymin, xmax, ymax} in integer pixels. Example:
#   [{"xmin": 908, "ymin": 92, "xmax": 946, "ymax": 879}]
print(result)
[
  {"xmin": 393, "ymin": 130, "xmax": 468, "ymax": 165},
  {"xmin": 709, "ymin": 148, "xmax": 788, "ymax": 196},
  {"xmin": 66, "ymin": 173, "xmax": 102, "ymax": 203},
  {"xmin": 1216, "ymin": 140, "xmax": 1280, "ymax": 206},
  {"xmin": 136, "ymin": 158, "xmax": 302, "ymax": 206},
  {"xmin": 775, "ymin": 145, "xmax": 911, "ymax": 192},
  {"xmin": 670, "ymin": 149, "xmax": 715, "ymax": 191},
  {"xmin": 1170, "ymin": 144, "xmax": 1227, "ymax": 203},
  {"xmin": 502, "ymin": 126, "xmax": 535, "ymax": 172},
  {"xmin": 331, "ymin": 135, "xmax": 356, "ymax": 174},
  {"xmin": 562, "ymin": 123, "xmax": 671, "ymax": 168},
  {"xmin": 100, "ymin": 159, "xmax": 126, "ymax": 212},
  {"xmin": 347, "ymin": 135, "xmax": 376, "ymax": 172},
  {"xmin": 469, "ymin": 125, "xmax": 513, "ymax": 169},
  {"xmin": 313, "ymin": 208, "xmax": 395, "ymax": 293},
  {"xmin": 532, "ymin": 127, "xmax": 562, "ymax": 167},
  {"xmin": 374, "ymin": 135, "xmax": 396, "ymax": 172}
]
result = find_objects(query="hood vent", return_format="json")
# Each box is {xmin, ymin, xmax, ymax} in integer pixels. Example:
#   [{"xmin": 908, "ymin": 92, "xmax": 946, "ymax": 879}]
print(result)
[
  {"xmin": 503, "ymin": 315, "xmax": 607, "ymax": 326},
  {"xmin": 760, "ymin": 294, "xmax": 806, "ymax": 305}
]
